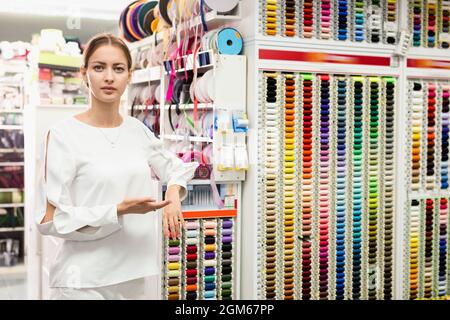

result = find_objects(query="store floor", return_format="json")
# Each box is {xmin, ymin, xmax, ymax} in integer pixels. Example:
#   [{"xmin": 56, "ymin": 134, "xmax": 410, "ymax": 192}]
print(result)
[{"xmin": 0, "ymin": 265, "xmax": 26, "ymax": 299}]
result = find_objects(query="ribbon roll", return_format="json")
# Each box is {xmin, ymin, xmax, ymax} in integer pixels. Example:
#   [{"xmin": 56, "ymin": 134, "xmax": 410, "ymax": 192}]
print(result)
[{"xmin": 216, "ymin": 28, "xmax": 243, "ymax": 55}]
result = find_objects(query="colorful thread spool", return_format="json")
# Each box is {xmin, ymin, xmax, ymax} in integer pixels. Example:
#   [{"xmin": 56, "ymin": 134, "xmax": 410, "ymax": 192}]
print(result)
[
  {"xmin": 283, "ymin": 73, "xmax": 296, "ymax": 299},
  {"xmin": 265, "ymin": 0, "xmax": 278, "ymax": 36},
  {"xmin": 369, "ymin": 0, "xmax": 382, "ymax": 43},
  {"xmin": 411, "ymin": 82, "xmax": 424, "ymax": 191},
  {"xmin": 335, "ymin": 77, "xmax": 347, "ymax": 300},
  {"xmin": 438, "ymin": 198, "xmax": 448, "ymax": 296},
  {"xmin": 409, "ymin": 199, "xmax": 421, "ymax": 299},
  {"xmin": 284, "ymin": 0, "xmax": 296, "ymax": 37},
  {"xmin": 425, "ymin": 1, "xmax": 437, "ymax": 48},
  {"xmin": 424, "ymin": 198, "xmax": 434, "ymax": 298},
  {"xmin": 385, "ymin": 0, "xmax": 397, "ymax": 44},
  {"xmin": 351, "ymin": 77, "xmax": 364, "ymax": 299},
  {"xmin": 440, "ymin": 1, "xmax": 450, "ymax": 48},
  {"xmin": 301, "ymin": 73, "xmax": 314, "ymax": 300},
  {"xmin": 318, "ymin": 74, "xmax": 330, "ymax": 299},
  {"xmin": 220, "ymin": 218, "xmax": 234, "ymax": 299},
  {"xmin": 165, "ymin": 237, "xmax": 182, "ymax": 300},
  {"xmin": 336, "ymin": 0, "xmax": 349, "ymax": 41},
  {"xmin": 202, "ymin": 219, "xmax": 217, "ymax": 300},
  {"xmin": 184, "ymin": 219, "xmax": 200, "ymax": 300},
  {"xmin": 264, "ymin": 72, "xmax": 279, "ymax": 299},
  {"xmin": 367, "ymin": 77, "xmax": 380, "ymax": 299},
  {"xmin": 383, "ymin": 77, "xmax": 396, "ymax": 299},
  {"xmin": 353, "ymin": 0, "xmax": 365, "ymax": 42},
  {"xmin": 320, "ymin": 0, "xmax": 333, "ymax": 40},
  {"xmin": 426, "ymin": 83, "xmax": 437, "ymax": 191},
  {"xmin": 441, "ymin": 85, "xmax": 450, "ymax": 189},
  {"xmin": 302, "ymin": 0, "xmax": 315, "ymax": 38}
]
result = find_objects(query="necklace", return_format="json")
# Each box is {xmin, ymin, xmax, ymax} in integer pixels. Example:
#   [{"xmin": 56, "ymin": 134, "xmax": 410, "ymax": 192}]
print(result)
[{"xmin": 98, "ymin": 126, "xmax": 122, "ymax": 148}]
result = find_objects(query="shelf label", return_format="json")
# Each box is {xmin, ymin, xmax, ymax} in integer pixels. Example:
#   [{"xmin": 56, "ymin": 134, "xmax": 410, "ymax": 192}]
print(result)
[{"xmin": 259, "ymin": 49, "xmax": 392, "ymax": 67}]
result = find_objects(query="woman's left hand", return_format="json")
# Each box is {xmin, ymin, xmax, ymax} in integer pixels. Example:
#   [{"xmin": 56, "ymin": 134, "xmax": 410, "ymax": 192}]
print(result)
[{"xmin": 163, "ymin": 185, "xmax": 185, "ymax": 239}]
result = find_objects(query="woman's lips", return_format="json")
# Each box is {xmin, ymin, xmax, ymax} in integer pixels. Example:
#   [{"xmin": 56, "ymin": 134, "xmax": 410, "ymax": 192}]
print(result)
[{"xmin": 101, "ymin": 87, "xmax": 116, "ymax": 94}]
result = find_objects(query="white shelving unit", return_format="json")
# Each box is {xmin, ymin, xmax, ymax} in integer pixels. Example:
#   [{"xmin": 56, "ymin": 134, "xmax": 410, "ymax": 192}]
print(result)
[
  {"xmin": 0, "ymin": 203, "xmax": 24, "ymax": 208},
  {"xmin": 235, "ymin": 0, "xmax": 450, "ymax": 301},
  {"xmin": 0, "ymin": 57, "xmax": 26, "ymax": 271},
  {"xmin": 0, "ymin": 227, "xmax": 25, "ymax": 232},
  {"xmin": 0, "ymin": 148, "xmax": 24, "ymax": 152},
  {"xmin": 0, "ymin": 188, "xmax": 23, "ymax": 192},
  {"xmin": 0, "ymin": 162, "xmax": 24, "ymax": 166},
  {"xmin": 0, "ymin": 110, "xmax": 23, "ymax": 114},
  {"xmin": 0, "ymin": 125, "xmax": 23, "ymax": 130},
  {"xmin": 126, "ymin": 3, "xmax": 246, "ymax": 300},
  {"xmin": 23, "ymin": 47, "xmax": 89, "ymax": 299}
]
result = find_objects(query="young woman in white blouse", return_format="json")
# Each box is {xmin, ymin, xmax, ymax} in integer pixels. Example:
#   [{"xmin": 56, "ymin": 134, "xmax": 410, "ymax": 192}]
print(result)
[{"xmin": 35, "ymin": 33, "xmax": 198, "ymax": 299}]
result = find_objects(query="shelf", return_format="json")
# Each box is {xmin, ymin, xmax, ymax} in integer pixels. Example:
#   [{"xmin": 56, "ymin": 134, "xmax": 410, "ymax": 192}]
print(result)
[
  {"xmin": 129, "ymin": 105, "xmax": 157, "ymax": 111},
  {"xmin": 0, "ymin": 203, "xmax": 24, "ymax": 208},
  {"xmin": 163, "ymin": 51, "xmax": 215, "ymax": 74},
  {"xmin": 163, "ymin": 134, "xmax": 212, "ymax": 143},
  {"xmin": 255, "ymin": 35, "xmax": 397, "ymax": 57},
  {"xmin": 131, "ymin": 66, "xmax": 161, "ymax": 84},
  {"xmin": 0, "ymin": 263, "xmax": 26, "ymax": 275},
  {"xmin": 182, "ymin": 209, "xmax": 237, "ymax": 219},
  {"xmin": 165, "ymin": 103, "xmax": 213, "ymax": 110},
  {"xmin": 0, "ymin": 188, "xmax": 23, "ymax": 192},
  {"xmin": 127, "ymin": 8, "xmax": 242, "ymax": 51},
  {"xmin": 408, "ymin": 47, "xmax": 450, "ymax": 61},
  {"xmin": 0, "ymin": 162, "xmax": 23, "ymax": 166},
  {"xmin": 409, "ymin": 191, "xmax": 450, "ymax": 200},
  {"xmin": 163, "ymin": 180, "xmax": 237, "ymax": 186},
  {"xmin": 0, "ymin": 60, "xmax": 28, "ymax": 74},
  {"xmin": 189, "ymin": 179, "xmax": 212, "ymax": 185},
  {"xmin": 0, "ymin": 110, "xmax": 23, "ymax": 114},
  {"xmin": 129, "ymin": 103, "xmax": 213, "ymax": 111},
  {"xmin": 0, "ymin": 227, "xmax": 24, "ymax": 232},
  {"xmin": 38, "ymin": 52, "xmax": 82, "ymax": 71},
  {"xmin": 0, "ymin": 148, "xmax": 24, "ymax": 153},
  {"xmin": 0, "ymin": 125, "xmax": 22, "ymax": 130},
  {"xmin": 0, "ymin": 82, "xmax": 21, "ymax": 87}
]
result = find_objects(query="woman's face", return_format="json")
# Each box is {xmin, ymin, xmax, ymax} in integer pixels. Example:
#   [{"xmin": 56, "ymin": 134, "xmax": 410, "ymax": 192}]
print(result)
[{"xmin": 81, "ymin": 45, "xmax": 130, "ymax": 104}]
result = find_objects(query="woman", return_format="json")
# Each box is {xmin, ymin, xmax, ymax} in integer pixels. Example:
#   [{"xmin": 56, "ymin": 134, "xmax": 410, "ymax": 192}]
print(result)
[{"xmin": 35, "ymin": 33, "xmax": 198, "ymax": 299}]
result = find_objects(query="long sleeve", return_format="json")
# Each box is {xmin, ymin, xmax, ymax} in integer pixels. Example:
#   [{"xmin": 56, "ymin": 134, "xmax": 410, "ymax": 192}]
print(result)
[
  {"xmin": 35, "ymin": 128, "xmax": 122, "ymax": 241},
  {"xmin": 139, "ymin": 123, "xmax": 198, "ymax": 201}
]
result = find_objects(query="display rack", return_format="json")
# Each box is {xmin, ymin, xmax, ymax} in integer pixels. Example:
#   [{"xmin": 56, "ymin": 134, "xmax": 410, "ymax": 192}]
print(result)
[
  {"xmin": 237, "ymin": 0, "xmax": 450, "ymax": 301},
  {"xmin": 23, "ymin": 46, "xmax": 90, "ymax": 299},
  {"xmin": 126, "ymin": 5, "xmax": 247, "ymax": 299},
  {"xmin": 0, "ymin": 56, "xmax": 27, "ymax": 268}
]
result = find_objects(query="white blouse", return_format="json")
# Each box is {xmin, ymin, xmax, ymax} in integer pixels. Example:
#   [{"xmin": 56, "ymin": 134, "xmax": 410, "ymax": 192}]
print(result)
[{"xmin": 35, "ymin": 115, "xmax": 198, "ymax": 288}]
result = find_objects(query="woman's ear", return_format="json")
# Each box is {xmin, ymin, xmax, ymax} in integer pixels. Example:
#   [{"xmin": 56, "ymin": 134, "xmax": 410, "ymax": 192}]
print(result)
[
  {"xmin": 80, "ymin": 66, "xmax": 89, "ymax": 88},
  {"xmin": 128, "ymin": 68, "xmax": 132, "ymax": 84}
]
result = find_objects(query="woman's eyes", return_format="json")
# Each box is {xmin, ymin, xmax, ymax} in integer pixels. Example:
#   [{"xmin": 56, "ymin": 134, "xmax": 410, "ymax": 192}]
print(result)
[{"xmin": 93, "ymin": 66, "xmax": 125, "ymax": 73}]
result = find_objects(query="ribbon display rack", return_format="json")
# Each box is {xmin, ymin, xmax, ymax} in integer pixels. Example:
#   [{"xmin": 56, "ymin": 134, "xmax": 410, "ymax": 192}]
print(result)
[{"xmin": 126, "ymin": 4, "xmax": 246, "ymax": 300}]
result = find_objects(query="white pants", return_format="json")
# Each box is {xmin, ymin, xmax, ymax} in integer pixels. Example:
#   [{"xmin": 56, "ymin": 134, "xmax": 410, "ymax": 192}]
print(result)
[{"xmin": 49, "ymin": 277, "xmax": 146, "ymax": 300}]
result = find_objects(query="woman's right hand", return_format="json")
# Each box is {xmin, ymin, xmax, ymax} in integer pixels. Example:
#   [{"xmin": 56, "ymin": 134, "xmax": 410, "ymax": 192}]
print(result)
[{"xmin": 117, "ymin": 197, "xmax": 171, "ymax": 216}]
